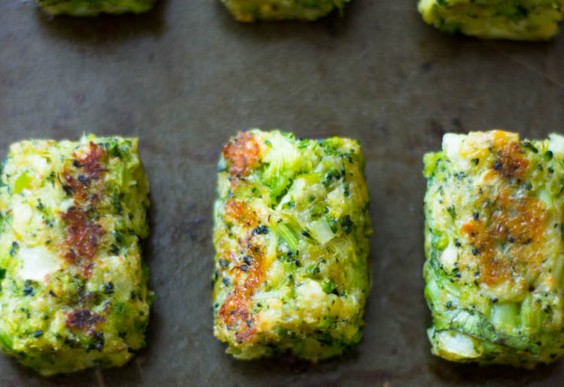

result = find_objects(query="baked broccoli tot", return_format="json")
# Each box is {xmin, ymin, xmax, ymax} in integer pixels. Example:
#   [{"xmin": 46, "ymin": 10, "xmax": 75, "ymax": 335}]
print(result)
[
  {"xmin": 213, "ymin": 129, "xmax": 371, "ymax": 361},
  {"xmin": 220, "ymin": 0, "xmax": 349, "ymax": 22},
  {"xmin": 35, "ymin": 0, "xmax": 157, "ymax": 16},
  {"xmin": 0, "ymin": 135, "xmax": 152, "ymax": 375},
  {"xmin": 418, "ymin": 0, "xmax": 564, "ymax": 40},
  {"xmin": 424, "ymin": 130, "xmax": 564, "ymax": 367}
]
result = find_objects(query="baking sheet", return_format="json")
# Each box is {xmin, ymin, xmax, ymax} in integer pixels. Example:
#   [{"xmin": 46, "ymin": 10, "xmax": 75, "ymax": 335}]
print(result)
[{"xmin": 1, "ymin": 0, "xmax": 564, "ymax": 385}]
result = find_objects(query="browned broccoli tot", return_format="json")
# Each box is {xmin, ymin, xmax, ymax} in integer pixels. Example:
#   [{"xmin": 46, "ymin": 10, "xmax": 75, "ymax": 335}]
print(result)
[
  {"xmin": 424, "ymin": 130, "xmax": 564, "ymax": 367},
  {"xmin": 0, "ymin": 135, "xmax": 152, "ymax": 375},
  {"xmin": 418, "ymin": 0, "xmax": 564, "ymax": 40},
  {"xmin": 36, "ymin": 0, "xmax": 157, "ymax": 16},
  {"xmin": 220, "ymin": 0, "xmax": 350, "ymax": 22},
  {"xmin": 213, "ymin": 129, "xmax": 372, "ymax": 361}
]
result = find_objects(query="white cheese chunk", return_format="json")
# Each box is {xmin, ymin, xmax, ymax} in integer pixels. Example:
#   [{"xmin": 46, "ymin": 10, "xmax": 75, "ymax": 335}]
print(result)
[
  {"xmin": 439, "ymin": 241, "xmax": 458, "ymax": 273},
  {"xmin": 443, "ymin": 133, "xmax": 471, "ymax": 171},
  {"xmin": 549, "ymin": 133, "xmax": 564, "ymax": 154},
  {"xmin": 18, "ymin": 246, "xmax": 61, "ymax": 282}
]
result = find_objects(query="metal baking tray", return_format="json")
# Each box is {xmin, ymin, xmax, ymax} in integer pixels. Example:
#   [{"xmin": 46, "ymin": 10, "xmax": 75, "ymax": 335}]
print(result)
[{"xmin": 1, "ymin": 0, "xmax": 563, "ymax": 385}]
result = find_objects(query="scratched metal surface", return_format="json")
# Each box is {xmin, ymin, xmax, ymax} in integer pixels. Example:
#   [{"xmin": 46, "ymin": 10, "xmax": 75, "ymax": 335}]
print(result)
[{"xmin": 0, "ymin": 0, "xmax": 564, "ymax": 386}]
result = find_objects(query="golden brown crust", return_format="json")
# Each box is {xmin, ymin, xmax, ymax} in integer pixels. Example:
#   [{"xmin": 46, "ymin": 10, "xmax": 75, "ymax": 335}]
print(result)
[
  {"xmin": 65, "ymin": 309, "xmax": 105, "ymax": 334},
  {"xmin": 222, "ymin": 132, "xmax": 261, "ymax": 179},
  {"xmin": 219, "ymin": 199, "xmax": 264, "ymax": 344},
  {"xmin": 61, "ymin": 208, "xmax": 104, "ymax": 268},
  {"xmin": 219, "ymin": 249, "xmax": 265, "ymax": 343},
  {"xmin": 60, "ymin": 143, "xmax": 108, "ymax": 278},
  {"xmin": 224, "ymin": 199, "xmax": 258, "ymax": 229},
  {"xmin": 75, "ymin": 142, "xmax": 106, "ymax": 179},
  {"xmin": 461, "ymin": 190, "xmax": 546, "ymax": 287},
  {"xmin": 492, "ymin": 135, "xmax": 529, "ymax": 181}
]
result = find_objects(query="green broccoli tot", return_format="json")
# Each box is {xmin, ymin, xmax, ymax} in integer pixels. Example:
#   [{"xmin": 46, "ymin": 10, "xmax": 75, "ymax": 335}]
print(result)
[
  {"xmin": 418, "ymin": 0, "xmax": 564, "ymax": 40},
  {"xmin": 36, "ymin": 0, "xmax": 157, "ymax": 16},
  {"xmin": 423, "ymin": 130, "xmax": 564, "ymax": 367},
  {"xmin": 220, "ymin": 0, "xmax": 350, "ymax": 22},
  {"xmin": 0, "ymin": 135, "xmax": 152, "ymax": 375},
  {"xmin": 213, "ymin": 130, "xmax": 372, "ymax": 361}
]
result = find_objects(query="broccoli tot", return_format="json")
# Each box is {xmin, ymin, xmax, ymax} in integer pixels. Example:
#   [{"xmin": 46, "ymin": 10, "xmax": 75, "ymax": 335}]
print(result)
[
  {"xmin": 35, "ymin": 0, "xmax": 157, "ymax": 16},
  {"xmin": 418, "ymin": 0, "xmax": 564, "ymax": 40},
  {"xmin": 213, "ymin": 129, "xmax": 372, "ymax": 361},
  {"xmin": 0, "ymin": 135, "xmax": 152, "ymax": 375},
  {"xmin": 220, "ymin": 0, "xmax": 350, "ymax": 22},
  {"xmin": 423, "ymin": 130, "xmax": 564, "ymax": 367}
]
